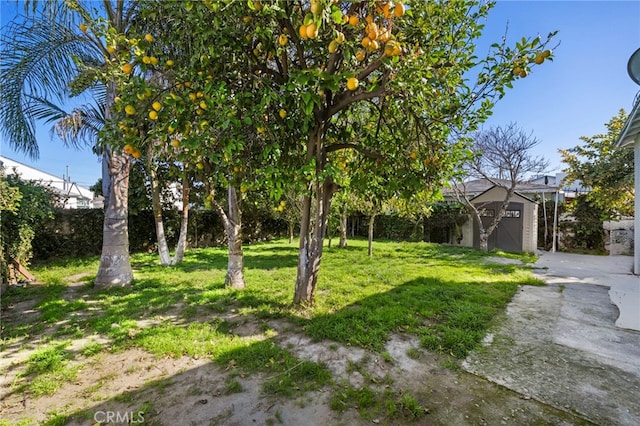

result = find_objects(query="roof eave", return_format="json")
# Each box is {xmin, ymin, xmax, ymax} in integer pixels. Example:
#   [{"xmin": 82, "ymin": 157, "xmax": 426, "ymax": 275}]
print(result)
[{"xmin": 616, "ymin": 93, "xmax": 640, "ymax": 148}]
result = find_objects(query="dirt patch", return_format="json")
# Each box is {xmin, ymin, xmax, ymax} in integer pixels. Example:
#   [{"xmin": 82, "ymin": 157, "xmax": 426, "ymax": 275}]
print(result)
[
  {"xmin": 1, "ymin": 322, "xmax": 590, "ymax": 426},
  {"xmin": 1, "ymin": 290, "xmax": 598, "ymax": 426}
]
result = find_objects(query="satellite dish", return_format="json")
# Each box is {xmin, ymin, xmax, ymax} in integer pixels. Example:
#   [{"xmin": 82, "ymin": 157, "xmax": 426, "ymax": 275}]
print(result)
[{"xmin": 628, "ymin": 48, "xmax": 640, "ymax": 85}]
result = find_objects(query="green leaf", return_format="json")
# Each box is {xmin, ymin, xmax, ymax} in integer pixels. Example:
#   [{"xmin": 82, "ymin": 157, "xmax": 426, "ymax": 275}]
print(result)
[{"xmin": 331, "ymin": 7, "xmax": 343, "ymax": 24}]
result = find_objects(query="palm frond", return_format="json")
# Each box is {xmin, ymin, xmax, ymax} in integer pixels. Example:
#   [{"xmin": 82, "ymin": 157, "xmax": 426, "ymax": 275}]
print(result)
[
  {"xmin": 54, "ymin": 104, "xmax": 105, "ymax": 147},
  {"xmin": 21, "ymin": 94, "xmax": 104, "ymax": 149},
  {"xmin": 0, "ymin": 15, "xmax": 102, "ymax": 159}
]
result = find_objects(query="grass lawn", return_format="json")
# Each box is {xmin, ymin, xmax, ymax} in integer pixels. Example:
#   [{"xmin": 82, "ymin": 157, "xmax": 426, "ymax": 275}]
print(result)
[{"xmin": 0, "ymin": 238, "xmax": 542, "ymax": 424}]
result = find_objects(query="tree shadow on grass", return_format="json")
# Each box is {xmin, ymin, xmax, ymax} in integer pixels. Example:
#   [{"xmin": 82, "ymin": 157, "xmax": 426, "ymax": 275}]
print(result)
[
  {"xmin": 2, "ymin": 271, "xmax": 537, "ymax": 426},
  {"xmin": 304, "ymin": 275, "xmax": 523, "ymax": 359},
  {"xmin": 131, "ymin": 246, "xmax": 299, "ymax": 273}
]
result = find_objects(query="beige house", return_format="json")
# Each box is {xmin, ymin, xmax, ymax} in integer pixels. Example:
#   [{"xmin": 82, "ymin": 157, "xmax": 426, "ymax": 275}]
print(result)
[{"xmin": 455, "ymin": 186, "xmax": 539, "ymax": 253}]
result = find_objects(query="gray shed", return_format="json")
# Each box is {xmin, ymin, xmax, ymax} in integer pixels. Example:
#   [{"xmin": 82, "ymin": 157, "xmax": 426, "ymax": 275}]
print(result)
[{"xmin": 457, "ymin": 186, "xmax": 539, "ymax": 253}]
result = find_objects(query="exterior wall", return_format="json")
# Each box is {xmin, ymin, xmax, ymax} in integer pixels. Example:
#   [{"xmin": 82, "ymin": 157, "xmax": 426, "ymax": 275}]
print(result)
[
  {"xmin": 524, "ymin": 202, "xmax": 538, "ymax": 252},
  {"xmin": 604, "ymin": 219, "xmax": 634, "ymax": 255},
  {"xmin": 458, "ymin": 215, "xmax": 474, "ymax": 247}
]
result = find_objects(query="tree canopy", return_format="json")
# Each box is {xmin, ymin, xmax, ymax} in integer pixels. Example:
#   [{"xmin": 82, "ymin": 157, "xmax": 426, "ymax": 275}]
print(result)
[
  {"xmin": 559, "ymin": 109, "xmax": 633, "ymax": 220},
  {"xmin": 98, "ymin": 0, "xmax": 555, "ymax": 303}
]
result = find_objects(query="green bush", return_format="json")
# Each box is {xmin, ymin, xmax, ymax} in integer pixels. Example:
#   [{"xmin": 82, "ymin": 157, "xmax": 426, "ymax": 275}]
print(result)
[{"xmin": 1, "ymin": 171, "xmax": 57, "ymax": 285}]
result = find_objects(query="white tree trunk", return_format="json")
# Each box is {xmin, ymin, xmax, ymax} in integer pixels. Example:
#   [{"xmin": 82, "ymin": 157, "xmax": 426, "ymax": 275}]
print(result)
[
  {"xmin": 95, "ymin": 149, "xmax": 133, "ymax": 287},
  {"xmin": 288, "ymin": 222, "xmax": 295, "ymax": 244},
  {"xmin": 368, "ymin": 214, "xmax": 376, "ymax": 257},
  {"xmin": 214, "ymin": 185, "xmax": 245, "ymax": 289},
  {"xmin": 171, "ymin": 171, "xmax": 189, "ymax": 265},
  {"xmin": 149, "ymin": 162, "xmax": 171, "ymax": 266},
  {"xmin": 95, "ymin": 82, "xmax": 132, "ymax": 287},
  {"xmin": 479, "ymin": 232, "xmax": 489, "ymax": 252},
  {"xmin": 339, "ymin": 209, "xmax": 348, "ymax": 248}
]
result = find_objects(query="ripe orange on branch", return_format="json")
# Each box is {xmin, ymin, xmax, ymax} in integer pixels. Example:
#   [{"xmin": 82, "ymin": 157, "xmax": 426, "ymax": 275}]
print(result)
[
  {"xmin": 299, "ymin": 24, "xmax": 308, "ymax": 39},
  {"xmin": 306, "ymin": 23, "xmax": 318, "ymax": 39}
]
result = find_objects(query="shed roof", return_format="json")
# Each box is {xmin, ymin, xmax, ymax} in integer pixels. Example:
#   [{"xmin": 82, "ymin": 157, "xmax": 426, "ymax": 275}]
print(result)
[
  {"xmin": 443, "ymin": 178, "xmax": 558, "ymax": 198},
  {"xmin": 470, "ymin": 185, "xmax": 537, "ymax": 204}
]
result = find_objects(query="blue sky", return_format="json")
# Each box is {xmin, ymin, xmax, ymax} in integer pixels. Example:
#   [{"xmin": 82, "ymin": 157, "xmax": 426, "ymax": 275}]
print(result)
[{"xmin": 1, "ymin": 0, "xmax": 639, "ymax": 188}]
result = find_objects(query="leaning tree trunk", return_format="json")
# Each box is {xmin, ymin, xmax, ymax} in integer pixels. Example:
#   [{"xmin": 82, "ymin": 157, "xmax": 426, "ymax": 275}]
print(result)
[
  {"xmin": 171, "ymin": 169, "xmax": 189, "ymax": 265},
  {"xmin": 214, "ymin": 185, "xmax": 245, "ymax": 289},
  {"xmin": 95, "ymin": 148, "xmax": 133, "ymax": 287},
  {"xmin": 368, "ymin": 213, "xmax": 377, "ymax": 257},
  {"xmin": 148, "ymin": 160, "xmax": 172, "ymax": 266}
]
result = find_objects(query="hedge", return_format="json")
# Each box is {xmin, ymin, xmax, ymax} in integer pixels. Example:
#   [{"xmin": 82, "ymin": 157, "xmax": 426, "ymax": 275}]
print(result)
[{"xmin": 32, "ymin": 208, "xmax": 289, "ymax": 261}]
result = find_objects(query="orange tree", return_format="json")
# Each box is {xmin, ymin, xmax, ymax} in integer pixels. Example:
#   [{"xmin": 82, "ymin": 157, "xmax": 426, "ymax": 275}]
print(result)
[
  {"xmin": 109, "ymin": 0, "xmax": 554, "ymax": 305},
  {"xmin": 102, "ymin": 1, "xmax": 291, "ymax": 289}
]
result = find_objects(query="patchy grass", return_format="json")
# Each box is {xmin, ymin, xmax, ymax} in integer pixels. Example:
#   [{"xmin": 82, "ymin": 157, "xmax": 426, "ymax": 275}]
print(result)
[
  {"xmin": 2, "ymin": 238, "xmax": 540, "ymax": 423},
  {"xmin": 7, "ymin": 238, "xmax": 538, "ymax": 360},
  {"xmin": 330, "ymin": 383, "xmax": 429, "ymax": 421},
  {"xmin": 16, "ymin": 341, "xmax": 79, "ymax": 397}
]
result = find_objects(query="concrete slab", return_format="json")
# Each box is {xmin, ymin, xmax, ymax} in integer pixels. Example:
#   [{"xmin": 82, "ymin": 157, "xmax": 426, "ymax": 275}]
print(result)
[
  {"xmin": 533, "ymin": 252, "xmax": 640, "ymax": 331},
  {"xmin": 464, "ymin": 252, "xmax": 640, "ymax": 425},
  {"xmin": 464, "ymin": 283, "xmax": 640, "ymax": 425}
]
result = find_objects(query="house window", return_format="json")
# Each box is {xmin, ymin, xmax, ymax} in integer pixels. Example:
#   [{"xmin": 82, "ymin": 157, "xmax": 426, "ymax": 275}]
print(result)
[
  {"xmin": 479, "ymin": 209, "xmax": 495, "ymax": 217},
  {"xmin": 504, "ymin": 210, "xmax": 521, "ymax": 218}
]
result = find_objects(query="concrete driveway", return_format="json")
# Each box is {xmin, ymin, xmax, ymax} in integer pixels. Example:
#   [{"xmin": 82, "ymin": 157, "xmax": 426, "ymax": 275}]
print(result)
[
  {"xmin": 463, "ymin": 252, "xmax": 640, "ymax": 425},
  {"xmin": 534, "ymin": 252, "xmax": 640, "ymax": 331}
]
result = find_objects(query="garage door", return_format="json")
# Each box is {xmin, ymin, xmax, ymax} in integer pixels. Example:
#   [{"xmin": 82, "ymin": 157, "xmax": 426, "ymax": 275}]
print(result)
[{"xmin": 473, "ymin": 201, "xmax": 524, "ymax": 252}]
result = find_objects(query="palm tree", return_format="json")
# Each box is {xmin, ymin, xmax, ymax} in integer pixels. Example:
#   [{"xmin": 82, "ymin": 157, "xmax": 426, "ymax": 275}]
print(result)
[{"xmin": 0, "ymin": 1, "xmax": 137, "ymax": 287}]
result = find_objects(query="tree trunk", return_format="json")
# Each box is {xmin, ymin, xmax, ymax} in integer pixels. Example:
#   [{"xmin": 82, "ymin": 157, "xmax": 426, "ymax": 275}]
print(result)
[
  {"xmin": 101, "ymin": 150, "xmax": 111, "ymax": 209},
  {"xmin": 294, "ymin": 179, "xmax": 335, "ymax": 305},
  {"xmin": 95, "ymin": 149, "xmax": 133, "ymax": 287},
  {"xmin": 288, "ymin": 222, "xmax": 295, "ymax": 244},
  {"xmin": 479, "ymin": 232, "xmax": 489, "ymax": 252},
  {"xmin": 368, "ymin": 214, "xmax": 376, "ymax": 257},
  {"xmin": 95, "ymin": 81, "xmax": 132, "ymax": 288},
  {"xmin": 339, "ymin": 209, "xmax": 348, "ymax": 248},
  {"xmin": 294, "ymin": 126, "xmax": 337, "ymax": 305},
  {"xmin": 171, "ymin": 170, "xmax": 189, "ymax": 265},
  {"xmin": 214, "ymin": 185, "xmax": 245, "ymax": 289},
  {"xmin": 149, "ymin": 161, "xmax": 171, "ymax": 266}
]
